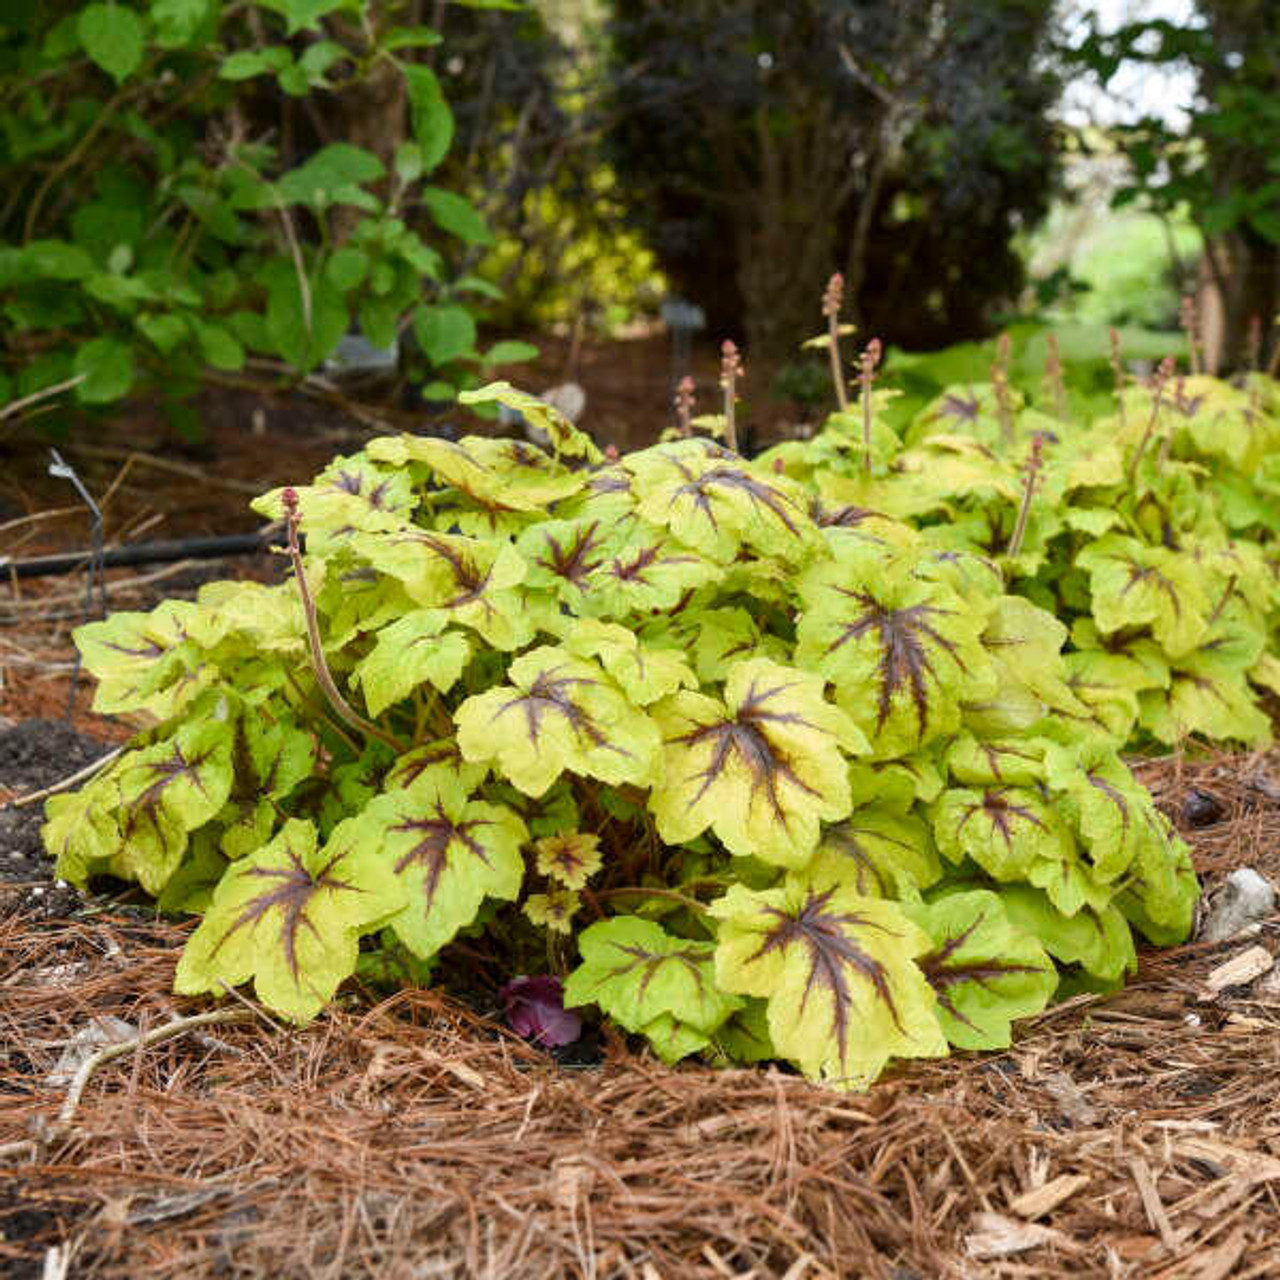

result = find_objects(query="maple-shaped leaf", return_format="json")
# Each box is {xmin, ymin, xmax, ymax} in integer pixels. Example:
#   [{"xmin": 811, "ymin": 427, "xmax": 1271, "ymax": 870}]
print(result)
[
  {"xmin": 903, "ymin": 891, "xmax": 1058, "ymax": 1049},
  {"xmin": 369, "ymin": 429, "xmax": 589, "ymax": 512},
  {"xmin": 44, "ymin": 772, "xmax": 124, "ymax": 888},
  {"xmin": 458, "ymin": 380, "xmax": 604, "ymax": 464},
  {"xmin": 361, "ymin": 770, "xmax": 528, "ymax": 959},
  {"xmin": 1076, "ymin": 534, "xmax": 1212, "ymax": 659},
  {"xmin": 515, "ymin": 515, "xmax": 623, "ymax": 605},
  {"xmin": 1042, "ymin": 734, "xmax": 1159, "ymax": 883},
  {"xmin": 933, "ymin": 784, "xmax": 1108, "ymax": 917},
  {"xmin": 253, "ymin": 451, "xmax": 415, "ymax": 551},
  {"xmin": 806, "ymin": 806, "xmax": 942, "ymax": 901},
  {"xmin": 1138, "ymin": 644, "xmax": 1273, "ymax": 748},
  {"xmin": 385, "ymin": 737, "xmax": 489, "ymax": 796},
  {"xmin": 997, "ymin": 884, "xmax": 1136, "ymax": 984},
  {"xmin": 174, "ymin": 817, "xmax": 405, "ymax": 1022},
  {"xmin": 1114, "ymin": 830, "xmax": 1198, "ymax": 946},
  {"xmin": 795, "ymin": 544, "xmax": 996, "ymax": 758},
  {"xmin": 563, "ymin": 916, "xmax": 742, "ymax": 1064},
  {"xmin": 455, "ymin": 646, "xmax": 661, "ymax": 796},
  {"xmin": 710, "ymin": 877, "xmax": 947, "ymax": 1088},
  {"xmin": 584, "ymin": 532, "xmax": 711, "ymax": 620},
  {"xmin": 651, "ymin": 606, "xmax": 790, "ymax": 685},
  {"xmin": 979, "ymin": 596, "xmax": 1086, "ymax": 719},
  {"xmin": 351, "ymin": 609, "xmax": 472, "ymax": 716},
  {"xmin": 188, "ymin": 579, "xmax": 306, "ymax": 656},
  {"xmin": 628, "ymin": 442, "xmax": 821, "ymax": 565},
  {"xmin": 562, "ymin": 618, "xmax": 698, "ymax": 706},
  {"xmin": 351, "ymin": 528, "xmax": 531, "ymax": 650},
  {"xmin": 650, "ymin": 658, "xmax": 865, "ymax": 868},
  {"xmin": 944, "ymin": 732, "xmax": 1048, "ymax": 788},
  {"xmin": 109, "ymin": 718, "xmax": 236, "ymax": 893}
]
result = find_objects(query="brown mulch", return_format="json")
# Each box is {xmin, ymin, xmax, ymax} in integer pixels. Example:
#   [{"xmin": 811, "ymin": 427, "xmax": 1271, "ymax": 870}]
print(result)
[{"xmin": 2, "ymin": 747, "xmax": 1280, "ymax": 1280}]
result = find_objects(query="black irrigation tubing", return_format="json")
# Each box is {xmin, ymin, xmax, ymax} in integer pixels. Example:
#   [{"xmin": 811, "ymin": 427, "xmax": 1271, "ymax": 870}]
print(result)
[{"xmin": 3, "ymin": 531, "xmax": 279, "ymax": 581}]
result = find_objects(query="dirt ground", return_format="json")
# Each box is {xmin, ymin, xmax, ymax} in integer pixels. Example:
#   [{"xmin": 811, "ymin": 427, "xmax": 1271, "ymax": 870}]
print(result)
[{"xmin": 4, "ymin": 340, "xmax": 1280, "ymax": 1278}]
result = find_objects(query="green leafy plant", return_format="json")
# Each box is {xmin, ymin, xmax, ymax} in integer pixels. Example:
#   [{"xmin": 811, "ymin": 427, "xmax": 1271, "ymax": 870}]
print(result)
[
  {"xmin": 47, "ymin": 376, "xmax": 1198, "ymax": 1091},
  {"xmin": 0, "ymin": 0, "xmax": 527, "ymax": 433}
]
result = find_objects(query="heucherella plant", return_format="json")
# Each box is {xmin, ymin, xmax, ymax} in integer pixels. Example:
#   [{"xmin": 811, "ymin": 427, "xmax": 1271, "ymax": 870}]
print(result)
[{"xmin": 46, "ymin": 381, "xmax": 1198, "ymax": 1090}]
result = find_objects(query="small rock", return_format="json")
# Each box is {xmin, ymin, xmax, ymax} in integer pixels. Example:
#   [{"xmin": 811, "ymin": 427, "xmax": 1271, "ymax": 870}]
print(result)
[
  {"xmin": 1181, "ymin": 787, "xmax": 1225, "ymax": 827},
  {"xmin": 1198, "ymin": 868, "xmax": 1276, "ymax": 943}
]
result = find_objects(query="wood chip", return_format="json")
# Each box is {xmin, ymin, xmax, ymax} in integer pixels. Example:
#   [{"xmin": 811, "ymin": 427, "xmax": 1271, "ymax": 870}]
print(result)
[
  {"xmin": 1129, "ymin": 1155, "xmax": 1178, "ymax": 1251},
  {"xmin": 1202, "ymin": 944, "xmax": 1274, "ymax": 997},
  {"xmin": 1174, "ymin": 1136, "xmax": 1280, "ymax": 1185},
  {"xmin": 1187, "ymin": 1228, "xmax": 1247, "ymax": 1280},
  {"xmin": 1008, "ymin": 1172, "xmax": 1091, "ymax": 1220},
  {"xmin": 965, "ymin": 1211, "xmax": 1071, "ymax": 1259}
]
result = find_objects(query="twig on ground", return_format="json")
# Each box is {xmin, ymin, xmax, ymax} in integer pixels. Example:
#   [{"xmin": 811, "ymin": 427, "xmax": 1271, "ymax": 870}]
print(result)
[{"xmin": 6, "ymin": 746, "xmax": 124, "ymax": 809}]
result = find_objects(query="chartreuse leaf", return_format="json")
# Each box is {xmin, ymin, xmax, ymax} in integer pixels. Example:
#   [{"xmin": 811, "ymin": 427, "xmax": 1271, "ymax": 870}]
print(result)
[
  {"xmin": 175, "ymin": 817, "xmax": 405, "ymax": 1023},
  {"xmin": 629, "ymin": 442, "xmax": 820, "ymax": 565},
  {"xmin": 157, "ymin": 834, "xmax": 228, "ymax": 917},
  {"xmin": 903, "ymin": 891, "xmax": 1058, "ymax": 1050},
  {"xmin": 351, "ymin": 528, "xmax": 530, "ymax": 649},
  {"xmin": 74, "ymin": 599, "xmax": 203, "ymax": 718},
  {"xmin": 650, "ymin": 658, "xmax": 865, "ymax": 868},
  {"xmin": 564, "ymin": 917, "xmax": 742, "ymax": 1064},
  {"xmin": 459, "ymin": 381, "xmax": 603, "ymax": 464},
  {"xmin": 361, "ymin": 771, "xmax": 527, "ymax": 959},
  {"xmin": 111, "ymin": 718, "xmax": 236, "ymax": 894},
  {"xmin": 44, "ymin": 773, "xmax": 124, "ymax": 888},
  {"xmin": 562, "ymin": 619, "xmax": 698, "ymax": 706},
  {"xmin": 385, "ymin": 738, "xmax": 488, "ymax": 796},
  {"xmin": 806, "ymin": 806, "xmax": 941, "ymax": 901},
  {"xmin": 945, "ymin": 732, "xmax": 1047, "ymax": 788},
  {"xmin": 979, "ymin": 596, "xmax": 1086, "ymax": 719},
  {"xmin": 1138, "ymin": 643, "xmax": 1274, "ymax": 748},
  {"xmin": 933, "ymin": 784, "xmax": 1108, "ymax": 917},
  {"xmin": 456, "ymin": 646, "xmax": 662, "ymax": 797},
  {"xmin": 795, "ymin": 542, "xmax": 995, "ymax": 758},
  {"xmin": 352, "ymin": 610, "xmax": 471, "ymax": 716},
  {"xmin": 997, "ymin": 884, "xmax": 1136, "ymax": 985},
  {"xmin": 711, "ymin": 877, "xmax": 947, "ymax": 1088},
  {"xmin": 1075, "ymin": 534, "xmax": 1212, "ymax": 659}
]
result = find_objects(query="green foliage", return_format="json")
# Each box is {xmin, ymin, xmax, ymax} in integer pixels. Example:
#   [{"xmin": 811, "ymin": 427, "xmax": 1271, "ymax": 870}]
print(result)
[
  {"xmin": 765, "ymin": 337, "xmax": 1280, "ymax": 757},
  {"xmin": 0, "ymin": 0, "xmax": 528, "ymax": 433},
  {"xmin": 47, "ymin": 368, "xmax": 1201, "ymax": 1090}
]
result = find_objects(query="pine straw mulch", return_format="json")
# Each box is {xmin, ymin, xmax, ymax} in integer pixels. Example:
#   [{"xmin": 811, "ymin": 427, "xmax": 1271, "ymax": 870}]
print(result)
[{"xmin": 1, "ymin": 752, "xmax": 1279, "ymax": 1279}]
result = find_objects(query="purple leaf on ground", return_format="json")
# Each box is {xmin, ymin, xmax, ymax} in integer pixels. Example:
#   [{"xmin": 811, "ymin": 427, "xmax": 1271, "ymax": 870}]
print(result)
[{"xmin": 500, "ymin": 974, "xmax": 581, "ymax": 1048}]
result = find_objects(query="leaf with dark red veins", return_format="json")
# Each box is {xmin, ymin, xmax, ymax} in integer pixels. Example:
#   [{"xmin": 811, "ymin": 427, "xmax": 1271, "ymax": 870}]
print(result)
[
  {"xmin": 456, "ymin": 645, "xmax": 661, "ymax": 797},
  {"xmin": 253, "ymin": 451, "xmax": 415, "ymax": 550},
  {"xmin": 796, "ymin": 544, "xmax": 996, "ymax": 759},
  {"xmin": 563, "ymin": 916, "xmax": 741, "ymax": 1064},
  {"xmin": 807, "ymin": 805, "xmax": 941, "ymax": 901},
  {"xmin": 361, "ymin": 770, "xmax": 527, "ymax": 959},
  {"xmin": 1137, "ymin": 643, "xmax": 1273, "ymax": 748},
  {"xmin": 74, "ymin": 599, "xmax": 204, "ymax": 718},
  {"xmin": 352, "ymin": 528, "xmax": 531, "ymax": 649},
  {"xmin": 385, "ymin": 737, "xmax": 488, "ymax": 796},
  {"xmin": 516, "ymin": 516, "xmax": 620, "ymax": 605},
  {"xmin": 584, "ymin": 534, "xmax": 711, "ymax": 621},
  {"xmin": 932, "ymin": 784, "xmax": 1107, "ymax": 917},
  {"xmin": 944, "ymin": 732, "xmax": 1048, "ymax": 788},
  {"xmin": 711, "ymin": 877, "xmax": 946, "ymax": 1088},
  {"xmin": 902, "ymin": 891, "xmax": 1057, "ymax": 1050},
  {"xmin": 651, "ymin": 658, "xmax": 866, "ymax": 868},
  {"xmin": 174, "ymin": 817, "xmax": 405, "ymax": 1023},
  {"xmin": 352, "ymin": 609, "xmax": 472, "ymax": 716},
  {"xmin": 563, "ymin": 619, "xmax": 698, "ymax": 706},
  {"xmin": 978, "ymin": 596, "xmax": 1087, "ymax": 720},
  {"xmin": 369, "ymin": 429, "xmax": 588, "ymax": 511},
  {"xmin": 458, "ymin": 381, "xmax": 604, "ymax": 465},
  {"xmin": 1076, "ymin": 534, "xmax": 1212, "ymax": 659},
  {"xmin": 628, "ymin": 441, "xmax": 821, "ymax": 565},
  {"xmin": 109, "ymin": 718, "xmax": 235, "ymax": 893}
]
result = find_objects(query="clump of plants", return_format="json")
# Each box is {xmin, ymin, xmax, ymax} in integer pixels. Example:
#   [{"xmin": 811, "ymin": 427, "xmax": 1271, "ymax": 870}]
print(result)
[
  {"xmin": 765, "ymin": 291, "xmax": 1280, "ymax": 754},
  {"xmin": 46, "ymin": 380, "xmax": 1197, "ymax": 1090}
]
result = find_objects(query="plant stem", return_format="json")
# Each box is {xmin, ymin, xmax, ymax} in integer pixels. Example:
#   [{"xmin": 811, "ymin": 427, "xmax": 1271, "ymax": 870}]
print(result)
[
  {"xmin": 720, "ymin": 340, "xmax": 742, "ymax": 453},
  {"xmin": 1109, "ymin": 327, "xmax": 1127, "ymax": 426},
  {"xmin": 822, "ymin": 272, "xmax": 848, "ymax": 412},
  {"xmin": 1127, "ymin": 358, "xmax": 1175, "ymax": 485},
  {"xmin": 593, "ymin": 885, "xmax": 714, "ymax": 917},
  {"xmin": 674, "ymin": 375, "xmax": 695, "ymax": 437},
  {"xmin": 1006, "ymin": 433, "xmax": 1045, "ymax": 561},
  {"xmin": 860, "ymin": 338, "xmax": 882, "ymax": 475},
  {"xmin": 1180, "ymin": 295, "xmax": 1201, "ymax": 376},
  {"xmin": 281, "ymin": 489, "xmax": 404, "ymax": 755},
  {"xmin": 1044, "ymin": 332, "xmax": 1068, "ymax": 421}
]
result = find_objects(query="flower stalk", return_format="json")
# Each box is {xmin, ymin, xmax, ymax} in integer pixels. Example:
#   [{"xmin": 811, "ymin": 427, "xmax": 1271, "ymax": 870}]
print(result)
[
  {"xmin": 991, "ymin": 332, "xmax": 1014, "ymax": 448},
  {"xmin": 674, "ymin": 375, "xmax": 696, "ymax": 437},
  {"xmin": 822, "ymin": 272, "xmax": 849, "ymax": 412},
  {"xmin": 720, "ymin": 340, "xmax": 743, "ymax": 453},
  {"xmin": 1006, "ymin": 432, "xmax": 1045, "ymax": 561},
  {"xmin": 859, "ymin": 337, "xmax": 882, "ymax": 474},
  {"xmin": 1127, "ymin": 357, "xmax": 1175, "ymax": 484},
  {"xmin": 1044, "ymin": 332, "xmax": 1068, "ymax": 421},
  {"xmin": 1181, "ymin": 295, "xmax": 1201, "ymax": 376},
  {"xmin": 281, "ymin": 488, "xmax": 404, "ymax": 754}
]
